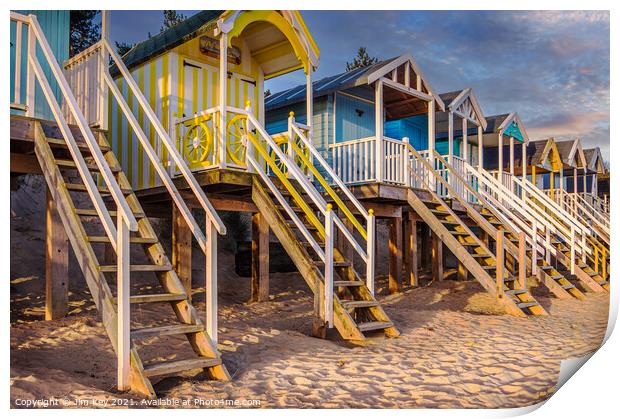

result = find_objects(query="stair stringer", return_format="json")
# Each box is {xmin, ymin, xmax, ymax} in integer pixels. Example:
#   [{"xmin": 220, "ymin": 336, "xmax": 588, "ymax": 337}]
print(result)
[
  {"xmin": 406, "ymin": 190, "xmax": 528, "ymax": 317},
  {"xmin": 33, "ymin": 123, "xmax": 156, "ymax": 398},
  {"xmin": 535, "ymin": 266, "xmax": 586, "ymax": 300},
  {"xmin": 555, "ymin": 249, "xmax": 606, "ymax": 293},
  {"xmin": 252, "ymin": 178, "xmax": 369, "ymax": 341},
  {"xmin": 96, "ymin": 133, "xmax": 231, "ymax": 381}
]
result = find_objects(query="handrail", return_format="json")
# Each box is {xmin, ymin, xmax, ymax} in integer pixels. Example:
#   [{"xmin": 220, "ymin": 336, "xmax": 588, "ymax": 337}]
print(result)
[
  {"xmin": 17, "ymin": 13, "xmax": 138, "ymax": 245},
  {"xmin": 290, "ymin": 118, "xmax": 369, "ymax": 235},
  {"xmin": 102, "ymin": 38, "xmax": 226, "ymax": 237}
]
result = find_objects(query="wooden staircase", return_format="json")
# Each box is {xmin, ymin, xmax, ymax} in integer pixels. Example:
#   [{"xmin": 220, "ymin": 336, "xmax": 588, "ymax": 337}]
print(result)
[
  {"xmin": 475, "ymin": 208, "xmax": 585, "ymax": 301},
  {"xmin": 407, "ymin": 190, "xmax": 546, "ymax": 317},
  {"xmin": 252, "ymin": 177, "xmax": 399, "ymax": 340},
  {"xmin": 33, "ymin": 122, "xmax": 229, "ymax": 398}
]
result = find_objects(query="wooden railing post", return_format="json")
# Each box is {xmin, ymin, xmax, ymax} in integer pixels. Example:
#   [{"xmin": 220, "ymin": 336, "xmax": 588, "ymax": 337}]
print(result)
[
  {"xmin": 116, "ymin": 217, "xmax": 130, "ymax": 391},
  {"xmin": 25, "ymin": 20, "xmax": 36, "ymax": 116},
  {"xmin": 366, "ymin": 209, "xmax": 376, "ymax": 296},
  {"xmin": 570, "ymin": 226, "xmax": 576, "ymax": 275},
  {"xmin": 531, "ymin": 219, "xmax": 538, "ymax": 275},
  {"xmin": 518, "ymin": 231, "xmax": 527, "ymax": 289},
  {"xmin": 496, "ymin": 230, "xmax": 505, "ymax": 298},
  {"xmin": 206, "ymin": 218, "xmax": 218, "ymax": 343},
  {"xmin": 324, "ymin": 204, "xmax": 334, "ymax": 328},
  {"xmin": 402, "ymin": 137, "xmax": 410, "ymax": 187}
]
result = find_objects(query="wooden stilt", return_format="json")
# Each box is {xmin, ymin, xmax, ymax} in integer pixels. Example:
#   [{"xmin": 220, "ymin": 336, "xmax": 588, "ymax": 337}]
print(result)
[
  {"xmin": 457, "ymin": 261, "xmax": 468, "ymax": 281},
  {"xmin": 251, "ymin": 212, "xmax": 270, "ymax": 302},
  {"xmin": 45, "ymin": 188, "xmax": 69, "ymax": 320},
  {"xmin": 172, "ymin": 205, "xmax": 193, "ymax": 301},
  {"xmin": 404, "ymin": 212, "xmax": 419, "ymax": 287},
  {"xmin": 431, "ymin": 232, "xmax": 443, "ymax": 281},
  {"xmin": 388, "ymin": 216, "xmax": 403, "ymax": 293},
  {"xmin": 422, "ymin": 223, "xmax": 432, "ymax": 274}
]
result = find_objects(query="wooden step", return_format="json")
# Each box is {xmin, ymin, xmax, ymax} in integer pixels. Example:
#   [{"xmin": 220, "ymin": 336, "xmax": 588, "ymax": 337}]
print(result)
[
  {"xmin": 87, "ymin": 235, "xmax": 158, "ymax": 244},
  {"xmin": 341, "ymin": 300, "xmax": 378, "ymax": 309},
  {"xmin": 55, "ymin": 159, "xmax": 121, "ymax": 173},
  {"xmin": 66, "ymin": 183, "xmax": 133, "ymax": 195},
  {"xmin": 47, "ymin": 137, "xmax": 111, "ymax": 152},
  {"xmin": 517, "ymin": 301, "xmax": 539, "ymax": 309},
  {"xmin": 561, "ymin": 284, "xmax": 576, "ymax": 290},
  {"xmin": 333, "ymin": 280, "xmax": 364, "ymax": 287},
  {"xmin": 550, "ymin": 275, "xmax": 564, "ymax": 280},
  {"xmin": 505, "ymin": 289, "xmax": 528, "ymax": 296},
  {"xmin": 300, "ymin": 241, "xmax": 325, "ymax": 248},
  {"xmin": 75, "ymin": 208, "xmax": 146, "ymax": 218},
  {"xmin": 99, "ymin": 264, "xmax": 173, "ymax": 272},
  {"xmin": 128, "ymin": 293, "xmax": 187, "ymax": 304},
  {"xmin": 143, "ymin": 357, "xmax": 221, "ymax": 378},
  {"xmin": 471, "ymin": 253, "xmax": 491, "ymax": 259},
  {"xmin": 357, "ymin": 321, "xmax": 394, "ymax": 333},
  {"xmin": 313, "ymin": 260, "xmax": 352, "ymax": 268},
  {"xmin": 131, "ymin": 324, "xmax": 203, "ymax": 340}
]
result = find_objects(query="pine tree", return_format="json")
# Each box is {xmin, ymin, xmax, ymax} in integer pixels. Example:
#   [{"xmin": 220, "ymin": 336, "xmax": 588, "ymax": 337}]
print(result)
[
  {"xmin": 69, "ymin": 11, "xmax": 100, "ymax": 57},
  {"xmin": 160, "ymin": 10, "xmax": 188, "ymax": 32},
  {"xmin": 345, "ymin": 47, "xmax": 379, "ymax": 71}
]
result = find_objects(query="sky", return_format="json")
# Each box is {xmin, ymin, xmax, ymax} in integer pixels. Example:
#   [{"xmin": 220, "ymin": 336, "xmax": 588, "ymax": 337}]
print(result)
[{"xmin": 110, "ymin": 10, "xmax": 610, "ymax": 161}]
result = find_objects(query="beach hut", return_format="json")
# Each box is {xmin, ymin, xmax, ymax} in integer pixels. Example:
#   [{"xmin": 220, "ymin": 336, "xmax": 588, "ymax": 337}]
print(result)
[
  {"xmin": 266, "ymin": 54, "xmax": 445, "ymax": 185},
  {"xmin": 480, "ymin": 113, "xmax": 529, "ymax": 188},
  {"xmin": 583, "ymin": 147, "xmax": 606, "ymax": 196},
  {"xmin": 511, "ymin": 138, "xmax": 563, "ymax": 190},
  {"xmin": 553, "ymin": 138, "xmax": 587, "ymax": 193}
]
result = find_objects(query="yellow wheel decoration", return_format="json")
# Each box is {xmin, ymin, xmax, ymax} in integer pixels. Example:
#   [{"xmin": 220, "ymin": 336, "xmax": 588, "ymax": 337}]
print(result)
[
  {"xmin": 227, "ymin": 114, "xmax": 255, "ymax": 165},
  {"xmin": 270, "ymin": 136, "xmax": 289, "ymax": 174},
  {"xmin": 182, "ymin": 120, "xmax": 213, "ymax": 164}
]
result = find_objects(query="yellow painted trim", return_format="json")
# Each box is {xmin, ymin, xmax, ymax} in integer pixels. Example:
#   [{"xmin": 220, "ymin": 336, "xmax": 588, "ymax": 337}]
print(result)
[
  {"xmin": 264, "ymin": 63, "xmax": 304, "ymax": 81},
  {"xmin": 293, "ymin": 10, "xmax": 319, "ymax": 59},
  {"xmin": 248, "ymin": 134, "xmax": 324, "ymax": 236},
  {"xmin": 161, "ymin": 53, "xmax": 170, "ymax": 167},
  {"xmin": 192, "ymin": 66, "xmax": 198, "ymax": 114},
  {"xmin": 116, "ymin": 78, "xmax": 123, "ymax": 173},
  {"xmin": 127, "ymin": 79, "xmax": 134, "ymax": 186},
  {"xmin": 290, "ymin": 140, "xmax": 367, "ymax": 240},
  {"xmin": 148, "ymin": 60, "xmax": 157, "ymax": 187},
  {"xmin": 228, "ymin": 10, "xmax": 311, "ymax": 74},
  {"xmin": 137, "ymin": 66, "xmax": 145, "ymax": 189}
]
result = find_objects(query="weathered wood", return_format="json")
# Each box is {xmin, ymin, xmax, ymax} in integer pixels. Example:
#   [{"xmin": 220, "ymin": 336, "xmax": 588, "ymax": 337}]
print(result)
[
  {"xmin": 431, "ymin": 232, "xmax": 443, "ymax": 282},
  {"xmin": 11, "ymin": 153, "xmax": 42, "ymax": 174},
  {"xmin": 45, "ymin": 188, "xmax": 69, "ymax": 320},
  {"xmin": 404, "ymin": 212, "xmax": 418, "ymax": 287},
  {"xmin": 172, "ymin": 205, "xmax": 193, "ymax": 301},
  {"xmin": 251, "ymin": 212, "xmax": 270, "ymax": 302},
  {"xmin": 388, "ymin": 216, "xmax": 403, "ymax": 293}
]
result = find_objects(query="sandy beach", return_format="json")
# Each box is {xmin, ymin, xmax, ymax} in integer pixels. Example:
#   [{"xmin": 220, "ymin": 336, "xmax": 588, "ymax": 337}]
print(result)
[{"xmin": 10, "ymin": 178, "xmax": 609, "ymax": 409}]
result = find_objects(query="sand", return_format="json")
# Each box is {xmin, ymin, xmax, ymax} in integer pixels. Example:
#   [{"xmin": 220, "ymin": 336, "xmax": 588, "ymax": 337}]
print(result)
[{"xmin": 10, "ymin": 177, "xmax": 609, "ymax": 408}]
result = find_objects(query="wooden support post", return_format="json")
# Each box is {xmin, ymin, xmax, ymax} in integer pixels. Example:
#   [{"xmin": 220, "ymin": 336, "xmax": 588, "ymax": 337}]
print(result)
[
  {"xmin": 496, "ymin": 230, "xmax": 505, "ymax": 298},
  {"xmin": 478, "ymin": 125, "xmax": 484, "ymax": 169},
  {"xmin": 404, "ymin": 212, "xmax": 419, "ymax": 287},
  {"xmin": 388, "ymin": 216, "xmax": 403, "ymax": 293},
  {"xmin": 100, "ymin": 10, "xmax": 110, "ymax": 130},
  {"xmin": 518, "ymin": 231, "xmax": 526, "ymax": 289},
  {"xmin": 218, "ymin": 32, "xmax": 228, "ymax": 169},
  {"xmin": 205, "ymin": 220, "xmax": 218, "ymax": 344},
  {"xmin": 509, "ymin": 136, "xmax": 514, "ymax": 175},
  {"xmin": 522, "ymin": 142, "xmax": 527, "ymax": 182},
  {"xmin": 457, "ymin": 261, "xmax": 468, "ymax": 281},
  {"xmin": 431, "ymin": 232, "xmax": 443, "ymax": 281},
  {"xmin": 45, "ymin": 189, "xmax": 69, "ymax": 320},
  {"xmin": 448, "ymin": 112, "xmax": 454, "ymax": 166},
  {"xmin": 366, "ymin": 209, "xmax": 376, "ymax": 295},
  {"xmin": 498, "ymin": 134, "xmax": 503, "ymax": 178},
  {"xmin": 251, "ymin": 212, "xmax": 270, "ymax": 302},
  {"xmin": 532, "ymin": 165, "xmax": 537, "ymax": 187},
  {"xmin": 462, "ymin": 117, "xmax": 468, "ymax": 163},
  {"xmin": 172, "ymin": 205, "xmax": 193, "ymax": 301},
  {"xmin": 375, "ymin": 81, "xmax": 384, "ymax": 182},
  {"xmin": 116, "ymin": 216, "xmax": 130, "ymax": 391}
]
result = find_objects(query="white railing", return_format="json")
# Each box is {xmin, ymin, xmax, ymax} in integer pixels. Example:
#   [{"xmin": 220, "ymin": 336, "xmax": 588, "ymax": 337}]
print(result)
[
  {"xmin": 330, "ymin": 137, "xmax": 376, "ymax": 184},
  {"xmin": 11, "ymin": 12, "xmax": 138, "ymax": 390},
  {"xmin": 383, "ymin": 136, "xmax": 408, "ymax": 185},
  {"xmin": 100, "ymin": 38, "xmax": 227, "ymax": 352},
  {"xmin": 222, "ymin": 104, "xmax": 376, "ymax": 328},
  {"xmin": 490, "ymin": 170, "xmax": 514, "ymax": 192},
  {"xmin": 552, "ymin": 190, "xmax": 609, "ymax": 245},
  {"xmin": 63, "ymin": 41, "xmax": 106, "ymax": 128}
]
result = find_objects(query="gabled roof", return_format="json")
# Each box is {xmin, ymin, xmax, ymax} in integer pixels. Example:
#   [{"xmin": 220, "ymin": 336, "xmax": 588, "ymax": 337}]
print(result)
[
  {"xmin": 111, "ymin": 10, "xmax": 223, "ymax": 75},
  {"xmin": 584, "ymin": 147, "xmax": 605, "ymax": 173},
  {"xmin": 556, "ymin": 139, "xmax": 587, "ymax": 169},
  {"xmin": 266, "ymin": 53, "xmax": 445, "ymax": 111},
  {"xmin": 440, "ymin": 88, "xmax": 487, "ymax": 130},
  {"xmin": 484, "ymin": 112, "xmax": 529, "ymax": 143}
]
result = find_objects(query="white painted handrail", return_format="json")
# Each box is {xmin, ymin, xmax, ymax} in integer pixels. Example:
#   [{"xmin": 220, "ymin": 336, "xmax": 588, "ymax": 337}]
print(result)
[{"xmin": 102, "ymin": 39, "xmax": 226, "ymax": 237}]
